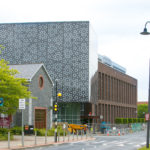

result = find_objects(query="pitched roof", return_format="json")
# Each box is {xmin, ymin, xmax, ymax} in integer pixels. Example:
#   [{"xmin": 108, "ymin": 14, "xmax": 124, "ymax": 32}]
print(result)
[{"xmin": 9, "ymin": 64, "xmax": 53, "ymax": 85}]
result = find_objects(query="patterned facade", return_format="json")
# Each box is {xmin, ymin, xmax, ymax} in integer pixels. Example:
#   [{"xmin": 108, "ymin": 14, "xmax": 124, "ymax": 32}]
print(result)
[{"xmin": 0, "ymin": 21, "xmax": 97, "ymax": 103}]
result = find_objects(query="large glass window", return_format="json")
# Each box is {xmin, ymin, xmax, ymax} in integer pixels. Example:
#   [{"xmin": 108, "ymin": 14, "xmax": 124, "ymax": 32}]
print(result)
[{"xmin": 57, "ymin": 103, "xmax": 81, "ymax": 124}]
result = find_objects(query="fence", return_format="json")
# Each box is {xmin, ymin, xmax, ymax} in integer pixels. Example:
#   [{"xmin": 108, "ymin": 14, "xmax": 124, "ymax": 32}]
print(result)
[{"xmin": 89, "ymin": 123, "xmax": 147, "ymax": 136}]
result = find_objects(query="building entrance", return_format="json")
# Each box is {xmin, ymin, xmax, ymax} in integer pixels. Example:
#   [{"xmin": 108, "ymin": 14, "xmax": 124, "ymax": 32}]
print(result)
[{"xmin": 35, "ymin": 108, "xmax": 46, "ymax": 129}]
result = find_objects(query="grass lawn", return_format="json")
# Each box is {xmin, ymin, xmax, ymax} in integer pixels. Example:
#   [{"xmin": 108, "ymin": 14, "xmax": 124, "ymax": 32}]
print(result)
[
  {"xmin": 0, "ymin": 134, "xmax": 13, "ymax": 141},
  {"xmin": 139, "ymin": 145, "xmax": 150, "ymax": 150}
]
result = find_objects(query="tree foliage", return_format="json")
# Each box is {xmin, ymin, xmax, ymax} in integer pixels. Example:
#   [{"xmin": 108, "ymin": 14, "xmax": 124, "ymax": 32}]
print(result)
[
  {"xmin": 0, "ymin": 59, "xmax": 31, "ymax": 115},
  {"xmin": 137, "ymin": 104, "xmax": 148, "ymax": 118}
]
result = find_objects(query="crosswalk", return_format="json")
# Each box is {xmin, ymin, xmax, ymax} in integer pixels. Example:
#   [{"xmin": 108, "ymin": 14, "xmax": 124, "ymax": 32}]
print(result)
[{"xmin": 68, "ymin": 137, "xmax": 146, "ymax": 150}]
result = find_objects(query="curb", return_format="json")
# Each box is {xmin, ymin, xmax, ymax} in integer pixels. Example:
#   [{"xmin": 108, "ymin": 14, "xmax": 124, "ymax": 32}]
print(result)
[{"xmin": 1, "ymin": 138, "xmax": 95, "ymax": 150}]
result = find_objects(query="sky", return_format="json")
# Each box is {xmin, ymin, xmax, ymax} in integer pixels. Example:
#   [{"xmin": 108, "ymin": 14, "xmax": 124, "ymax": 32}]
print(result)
[{"xmin": 0, "ymin": 0, "xmax": 150, "ymax": 101}]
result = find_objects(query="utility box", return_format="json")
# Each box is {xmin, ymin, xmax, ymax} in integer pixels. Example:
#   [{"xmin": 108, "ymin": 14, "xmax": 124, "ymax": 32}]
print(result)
[{"xmin": 24, "ymin": 125, "xmax": 34, "ymax": 135}]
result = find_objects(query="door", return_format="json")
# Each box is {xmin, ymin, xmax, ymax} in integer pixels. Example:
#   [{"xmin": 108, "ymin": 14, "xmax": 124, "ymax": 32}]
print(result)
[{"xmin": 35, "ymin": 108, "xmax": 46, "ymax": 129}]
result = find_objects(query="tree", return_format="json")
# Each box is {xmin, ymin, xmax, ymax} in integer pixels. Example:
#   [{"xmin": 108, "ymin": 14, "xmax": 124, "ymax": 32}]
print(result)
[
  {"xmin": 0, "ymin": 58, "xmax": 31, "ymax": 115},
  {"xmin": 137, "ymin": 104, "xmax": 148, "ymax": 118}
]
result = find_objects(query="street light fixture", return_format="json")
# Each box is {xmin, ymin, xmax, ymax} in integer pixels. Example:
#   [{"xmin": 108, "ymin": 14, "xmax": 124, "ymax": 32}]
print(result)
[
  {"xmin": 140, "ymin": 21, "xmax": 150, "ymax": 35},
  {"xmin": 140, "ymin": 21, "xmax": 150, "ymax": 148}
]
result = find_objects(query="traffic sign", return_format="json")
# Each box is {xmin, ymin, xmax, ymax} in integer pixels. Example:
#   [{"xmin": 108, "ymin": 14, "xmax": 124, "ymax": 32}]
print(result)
[
  {"xmin": 100, "ymin": 115, "xmax": 103, "ymax": 120},
  {"xmin": 19, "ymin": 99, "xmax": 26, "ymax": 109},
  {"xmin": 0, "ymin": 98, "xmax": 4, "ymax": 106}
]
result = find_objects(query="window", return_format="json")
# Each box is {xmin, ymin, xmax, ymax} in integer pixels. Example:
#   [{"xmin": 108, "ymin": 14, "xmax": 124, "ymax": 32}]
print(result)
[{"xmin": 39, "ymin": 75, "xmax": 44, "ymax": 89}]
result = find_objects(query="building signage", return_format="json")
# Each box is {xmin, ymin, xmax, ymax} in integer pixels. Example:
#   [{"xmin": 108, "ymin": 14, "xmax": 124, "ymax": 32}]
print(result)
[
  {"xmin": 145, "ymin": 113, "xmax": 150, "ymax": 121},
  {"xmin": 0, "ymin": 117, "xmax": 11, "ymax": 127},
  {"xmin": 19, "ymin": 99, "xmax": 26, "ymax": 109}
]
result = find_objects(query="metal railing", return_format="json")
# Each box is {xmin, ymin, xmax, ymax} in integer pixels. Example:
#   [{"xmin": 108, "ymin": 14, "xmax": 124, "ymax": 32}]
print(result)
[{"xmin": 3, "ymin": 129, "xmax": 92, "ymax": 149}]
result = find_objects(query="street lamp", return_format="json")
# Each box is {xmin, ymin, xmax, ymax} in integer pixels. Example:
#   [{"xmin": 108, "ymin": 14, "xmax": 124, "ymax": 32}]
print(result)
[
  {"xmin": 54, "ymin": 79, "xmax": 62, "ymax": 143},
  {"xmin": 140, "ymin": 21, "xmax": 150, "ymax": 148}
]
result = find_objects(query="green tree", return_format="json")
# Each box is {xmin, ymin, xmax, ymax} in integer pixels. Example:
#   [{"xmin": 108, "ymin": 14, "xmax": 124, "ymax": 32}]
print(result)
[
  {"xmin": 0, "ymin": 59, "xmax": 31, "ymax": 114},
  {"xmin": 137, "ymin": 104, "xmax": 148, "ymax": 118}
]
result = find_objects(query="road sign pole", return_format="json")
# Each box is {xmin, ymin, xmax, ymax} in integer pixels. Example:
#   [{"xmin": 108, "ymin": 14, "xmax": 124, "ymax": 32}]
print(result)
[
  {"xmin": 22, "ymin": 109, "xmax": 24, "ymax": 147},
  {"xmin": 19, "ymin": 99, "xmax": 25, "ymax": 147}
]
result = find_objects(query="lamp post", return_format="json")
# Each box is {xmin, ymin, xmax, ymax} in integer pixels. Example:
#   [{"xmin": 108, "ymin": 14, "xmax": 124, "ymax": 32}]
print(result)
[
  {"xmin": 140, "ymin": 21, "xmax": 150, "ymax": 148},
  {"xmin": 54, "ymin": 79, "xmax": 62, "ymax": 143}
]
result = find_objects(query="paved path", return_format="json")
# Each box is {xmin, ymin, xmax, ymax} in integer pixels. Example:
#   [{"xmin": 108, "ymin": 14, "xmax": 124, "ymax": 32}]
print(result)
[{"xmin": 0, "ymin": 134, "xmax": 94, "ymax": 150}]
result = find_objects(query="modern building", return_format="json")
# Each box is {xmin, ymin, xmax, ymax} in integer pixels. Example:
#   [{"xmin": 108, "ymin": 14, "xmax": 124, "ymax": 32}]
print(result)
[
  {"xmin": 0, "ymin": 21, "xmax": 98, "ymax": 124},
  {"xmin": 9, "ymin": 64, "xmax": 53, "ymax": 129},
  {"xmin": 91, "ymin": 55, "xmax": 137, "ymax": 124}
]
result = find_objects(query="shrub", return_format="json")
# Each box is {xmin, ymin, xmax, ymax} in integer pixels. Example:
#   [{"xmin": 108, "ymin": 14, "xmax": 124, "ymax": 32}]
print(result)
[
  {"xmin": 34, "ymin": 128, "xmax": 45, "ymax": 136},
  {"xmin": 34, "ymin": 126, "xmax": 67, "ymax": 136},
  {"xmin": 0, "ymin": 128, "xmax": 9, "ymax": 135},
  {"xmin": 0, "ymin": 129, "xmax": 14, "ymax": 141},
  {"xmin": 137, "ymin": 118, "xmax": 142, "ymax": 123},
  {"xmin": 115, "ymin": 118, "xmax": 123, "ymax": 124},
  {"xmin": 123, "ymin": 118, "xmax": 128, "ymax": 124},
  {"xmin": 10, "ymin": 126, "xmax": 22, "ymax": 135},
  {"xmin": 47, "ymin": 128, "xmax": 55, "ymax": 136},
  {"xmin": 128, "ymin": 118, "xmax": 133, "ymax": 123},
  {"xmin": 133, "ymin": 118, "xmax": 137, "ymax": 123}
]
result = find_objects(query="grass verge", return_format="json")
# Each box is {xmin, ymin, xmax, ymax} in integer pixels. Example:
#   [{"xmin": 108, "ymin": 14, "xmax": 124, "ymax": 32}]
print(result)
[
  {"xmin": 0, "ymin": 134, "xmax": 13, "ymax": 141},
  {"xmin": 138, "ymin": 145, "xmax": 150, "ymax": 150}
]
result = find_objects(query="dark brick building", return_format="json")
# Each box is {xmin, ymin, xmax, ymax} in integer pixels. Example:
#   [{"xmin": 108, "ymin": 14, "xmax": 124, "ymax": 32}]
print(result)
[{"xmin": 91, "ymin": 55, "xmax": 137, "ymax": 124}]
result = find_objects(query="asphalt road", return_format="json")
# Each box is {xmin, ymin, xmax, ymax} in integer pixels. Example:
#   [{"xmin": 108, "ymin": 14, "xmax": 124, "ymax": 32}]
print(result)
[{"xmin": 26, "ymin": 130, "xmax": 147, "ymax": 150}]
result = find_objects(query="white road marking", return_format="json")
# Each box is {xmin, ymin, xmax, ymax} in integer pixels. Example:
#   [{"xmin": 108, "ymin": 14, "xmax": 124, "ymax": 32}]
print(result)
[
  {"xmin": 96, "ymin": 140, "xmax": 105, "ymax": 143},
  {"xmin": 117, "ymin": 144, "xmax": 124, "ymax": 147},
  {"xmin": 141, "ymin": 142, "xmax": 146, "ymax": 145},
  {"xmin": 128, "ymin": 143, "xmax": 134, "ymax": 144},
  {"xmin": 134, "ymin": 145, "xmax": 141, "ymax": 147}
]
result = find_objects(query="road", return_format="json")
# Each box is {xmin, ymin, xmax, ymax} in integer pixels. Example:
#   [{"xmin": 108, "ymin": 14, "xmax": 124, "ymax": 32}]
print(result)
[{"xmin": 27, "ymin": 130, "xmax": 147, "ymax": 150}]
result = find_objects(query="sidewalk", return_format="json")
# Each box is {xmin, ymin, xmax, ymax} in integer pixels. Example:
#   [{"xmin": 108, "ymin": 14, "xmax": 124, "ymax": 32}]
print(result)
[{"xmin": 0, "ymin": 134, "xmax": 94, "ymax": 150}]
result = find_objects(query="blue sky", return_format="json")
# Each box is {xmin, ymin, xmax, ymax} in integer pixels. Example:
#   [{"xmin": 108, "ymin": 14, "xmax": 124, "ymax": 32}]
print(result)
[{"xmin": 0, "ymin": 0, "xmax": 150, "ymax": 101}]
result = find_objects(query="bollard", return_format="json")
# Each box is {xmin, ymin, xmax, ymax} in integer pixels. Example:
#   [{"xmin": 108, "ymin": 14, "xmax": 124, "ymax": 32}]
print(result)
[
  {"xmin": 35, "ymin": 130, "xmax": 37, "ymax": 145},
  {"xmin": 73, "ymin": 131, "xmax": 74, "ymax": 140},
  {"xmin": 63, "ymin": 129, "xmax": 65, "ymax": 142},
  {"xmin": 107, "ymin": 130, "xmax": 109, "ymax": 136},
  {"xmin": 118, "ymin": 130, "xmax": 121, "ymax": 136},
  {"xmin": 68, "ymin": 131, "xmax": 70, "ymax": 141},
  {"xmin": 58, "ymin": 131, "xmax": 60, "ymax": 142},
  {"xmin": 45, "ymin": 130, "xmax": 47, "ymax": 144},
  {"xmin": 22, "ymin": 131, "xmax": 24, "ymax": 147},
  {"xmin": 86, "ymin": 130, "xmax": 87, "ymax": 139},
  {"xmin": 8, "ymin": 131, "xmax": 10, "ymax": 149}
]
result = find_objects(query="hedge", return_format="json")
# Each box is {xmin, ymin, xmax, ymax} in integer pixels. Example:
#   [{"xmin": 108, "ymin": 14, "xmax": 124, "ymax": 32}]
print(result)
[
  {"xmin": 34, "ymin": 126, "xmax": 67, "ymax": 136},
  {"xmin": 115, "ymin": 118, "xmax": 146, "ymax": 124},
  {"xmin": 0, "ymin": 128, "xmax": 14, "ymax": 141},
  {"xmin": 0, "ymin": 125, "xmax": 67, "ymax": 137}
]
